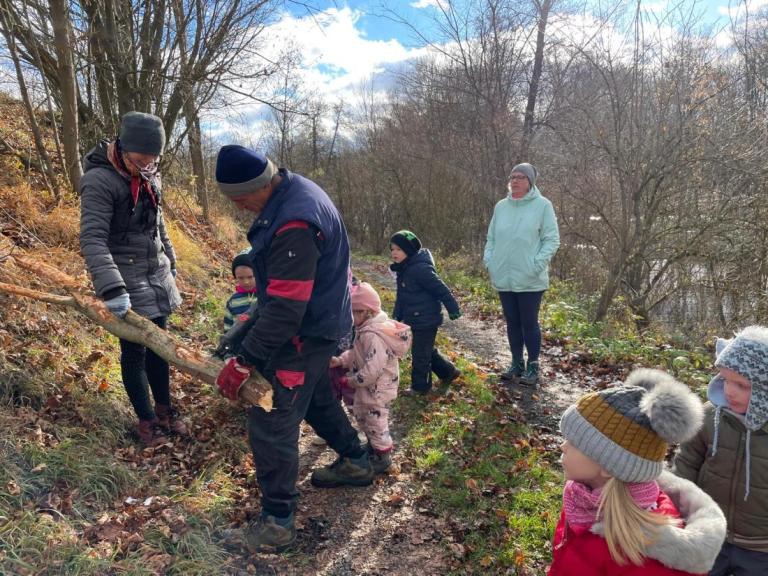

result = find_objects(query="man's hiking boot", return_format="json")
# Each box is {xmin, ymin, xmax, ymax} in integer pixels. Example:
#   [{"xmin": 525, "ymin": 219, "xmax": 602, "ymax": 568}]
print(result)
[
  {"xmin": 500, "ymin": 359, "xmax": 525, "ymax": 381},
  {"xmin": 155, "ymin": 404, "xmax": 190, "ymax": 437},
  {"xmin": 520, "ymin": 360, "xmax": 540, "ymax": 387},
  {"xmin": 243, "ymin": 514, "xmax": 296, "ymax": 554},
  {"xmin": 137, "ymin": 419, "xmax": 168, "ymax": 447},
  {"xmin": 310, "ymin": 452, "xmax": 374, "ymax": 488}
]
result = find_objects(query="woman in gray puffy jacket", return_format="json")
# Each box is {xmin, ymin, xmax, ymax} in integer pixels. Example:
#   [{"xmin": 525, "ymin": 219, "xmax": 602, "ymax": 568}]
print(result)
[{"xmin": 79, "ymin": 112, "xmax": 186, "ymax": 447}]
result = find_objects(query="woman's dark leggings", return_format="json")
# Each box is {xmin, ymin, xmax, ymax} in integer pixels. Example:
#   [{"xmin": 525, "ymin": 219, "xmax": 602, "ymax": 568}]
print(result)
[
  {"xmin": 119, "ymin": 316, "xmax": 170, "ymax": 421},
  {"xmin": 498, "ymin": 291, "xmax": 544, "ymax": 363}
]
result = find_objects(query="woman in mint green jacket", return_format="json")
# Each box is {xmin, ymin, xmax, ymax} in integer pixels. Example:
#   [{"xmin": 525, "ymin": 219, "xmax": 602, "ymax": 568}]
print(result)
[{"xmin": 483, "ymin": 163, "xmax": 559, "ymax": 386}]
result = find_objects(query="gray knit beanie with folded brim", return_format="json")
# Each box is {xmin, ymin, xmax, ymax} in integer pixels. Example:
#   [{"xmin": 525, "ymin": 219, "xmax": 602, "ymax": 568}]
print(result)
[
  {"xmin": 509, "ymin": 163, "xmax": 537, "ymax": 187},
  {"xmin": 215, "ymin": 145, "xmax": 278, "ymax": 197},
  {"xmin": 119, "ymin": 112, "xmax": 166, "ymax": 157},
  {"xmin": 560, "ymin": 369, "xmax": 704, "ymax": 483}
]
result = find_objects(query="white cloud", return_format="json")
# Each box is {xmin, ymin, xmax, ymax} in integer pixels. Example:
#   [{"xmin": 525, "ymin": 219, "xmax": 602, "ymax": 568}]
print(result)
[
  {"xmin": 212, "ymin": 6, "xmax": 428, "ymax": 140},
  {"xmin": 411, "ymin": 0, "xmax": 442, "ymax": 8},
  {"xmin": 717, "ymin": 0, "xmax": 768, "ymax": 17}
]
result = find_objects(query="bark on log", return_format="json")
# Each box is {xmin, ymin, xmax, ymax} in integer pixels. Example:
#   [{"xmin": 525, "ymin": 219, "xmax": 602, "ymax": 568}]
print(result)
[{"xmin": 0, "ymin": 255, "xmax": 273, "ymax": 410}]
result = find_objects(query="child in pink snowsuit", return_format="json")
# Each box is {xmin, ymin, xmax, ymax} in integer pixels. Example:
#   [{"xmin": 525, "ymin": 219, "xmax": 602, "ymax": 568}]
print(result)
[{"xmin": 330, "ymin": 282, "xmax": 412, "ymax": 474}]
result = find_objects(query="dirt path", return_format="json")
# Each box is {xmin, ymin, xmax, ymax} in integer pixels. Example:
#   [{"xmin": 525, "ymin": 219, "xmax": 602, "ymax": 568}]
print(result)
[{"xmin": 236, "ymin": 258, "xmax": 607, "ymax": 575}]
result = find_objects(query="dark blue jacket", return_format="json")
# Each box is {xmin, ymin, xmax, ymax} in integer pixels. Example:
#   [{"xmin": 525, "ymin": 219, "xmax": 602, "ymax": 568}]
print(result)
[
  {"xmin": 391, "ymin": 249, "xmax": 460, "ymax": 329},
  {"xmin": 245, "ymin": 169, "xmax": 352, "ymax": 353}
]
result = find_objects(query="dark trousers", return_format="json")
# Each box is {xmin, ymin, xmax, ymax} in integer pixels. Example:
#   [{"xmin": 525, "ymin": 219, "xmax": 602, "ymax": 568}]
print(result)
[
  {"xmin": 498, "ymin": 291, "xmax": 544, "ymax": 363},
  {"xmin": 410, "ymin": 326, "xmax": 456, "ymax": 392},
  {"xmin": 710, "ymin": 542, "xmax": 768, "ymax": 576},
  {"xmin": 247, "ymin": 337, "xmax": 362, "ymax": 518},
  {"xmin": 119, "ymin": 316, "xmax": 169, "ymax": 421}
]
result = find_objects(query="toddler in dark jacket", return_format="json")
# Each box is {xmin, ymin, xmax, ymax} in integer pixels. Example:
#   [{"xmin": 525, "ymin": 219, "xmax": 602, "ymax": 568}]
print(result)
[{"xmin": 389, "ymin": 230, "xmax": 461, "ymax": 394}]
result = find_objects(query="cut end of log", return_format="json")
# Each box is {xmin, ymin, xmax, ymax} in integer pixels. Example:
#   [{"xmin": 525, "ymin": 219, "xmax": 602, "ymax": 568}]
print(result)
[{"xmin": 239, "ymin": 378, "xmax": 273, "ymax": 412}]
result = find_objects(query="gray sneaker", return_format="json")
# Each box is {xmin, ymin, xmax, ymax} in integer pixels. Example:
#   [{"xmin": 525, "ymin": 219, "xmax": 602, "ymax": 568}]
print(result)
[
  {"xmin": 310, "ymin": 453, "xmax": 374, "ymax": 488},
  {"xmin": 243, "ymin": 514, "xmax": 296, "ymax": 553}
]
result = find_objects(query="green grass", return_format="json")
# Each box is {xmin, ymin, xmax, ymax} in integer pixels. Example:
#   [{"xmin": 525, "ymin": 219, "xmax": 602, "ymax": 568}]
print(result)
[{"xmin": 395, "ymin": 361, "xmax": 562, "ymax": 574}]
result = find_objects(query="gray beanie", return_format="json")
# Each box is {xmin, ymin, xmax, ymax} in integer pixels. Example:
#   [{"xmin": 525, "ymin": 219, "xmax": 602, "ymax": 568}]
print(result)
[
  {"xmin": 560, "ymin": 369, "xmax": 703, "ymax": 482},
  {"xmin": 510, "ymin": 163, "xmax": 537, "ymax": 187},
  {"xmin": 119, "ymin": 112, "xmax": 166, "ymax": 156}
]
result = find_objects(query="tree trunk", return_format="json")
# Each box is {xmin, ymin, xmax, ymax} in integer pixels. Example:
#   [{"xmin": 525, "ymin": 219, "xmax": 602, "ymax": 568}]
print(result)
[
  {"xmin": 520, "ymin": 0, "xmax": 552, "ymax": 160},
  {"xmin": 0, "ymin": 254, "xmax": 273, "ymax": 410},
  {"xmin": 48, "ymin": 0, "xmax": 83, "ymax": 192}
]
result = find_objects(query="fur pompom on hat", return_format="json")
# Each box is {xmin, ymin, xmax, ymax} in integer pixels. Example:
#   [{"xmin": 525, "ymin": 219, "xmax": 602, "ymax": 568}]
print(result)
[
  {"xmin": 215, "ymin": 145, "xmax": 277, "ymax": 197},
  {"xmin": 350, "ymin": 282, "xmax": 381, "ymax": 313},
  {"xmin": 390, "ymin": 230, "xmax": 422, "ymax": 257},
  {"xmin": 119, "ymin": 112, "xmax": 166, "ymax": 156},
  {"xmin": 509, "ymin": 163, "xmax": 538, "ymax": 187},
  {"xmin": 560, "ymin": 369, "xmax": 704, "ymax": 482}
]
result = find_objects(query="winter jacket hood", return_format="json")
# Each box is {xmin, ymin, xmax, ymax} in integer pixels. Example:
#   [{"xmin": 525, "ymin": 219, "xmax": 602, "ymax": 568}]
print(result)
[
  {"xmin": 357, "ymin": 311, "xmax": 412, "ymax": 359},
  {"xmin": 484, "ymin": 185, "xmax": 560, "ymax": 292},
  {"xmin": 549, "ymin": 471, "xmax": 726, "ymax": 575}
]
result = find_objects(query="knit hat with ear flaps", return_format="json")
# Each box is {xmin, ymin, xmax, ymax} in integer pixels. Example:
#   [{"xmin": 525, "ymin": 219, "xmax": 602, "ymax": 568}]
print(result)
[
  {"xmin": 215, "ymin": 145, "xmax": 277, "ymax": 197},
  {"xmin": 707, "ymin": 325, "xmax": 768, "ymax": 500},
  {"xmin": 390, "ymin": 230, "xmax": 422, "ymax": 257},
  {"xmin": 119, "ymin": 112, "xmax": 166, "ymax": 156},
  {"xmin": 709, "ymin": 325, "xmax": 768, "ymax": 431},
  {"xmin": 509, "ymin": 163, "xmax": 538, "ymax": 187},
  {"xmin": 560, "ymin": 369, "xmax": 704, "ymax": 483},
  {"xmin": 350, "ymin": 282, "xmax": 381, "ymax": 314}
]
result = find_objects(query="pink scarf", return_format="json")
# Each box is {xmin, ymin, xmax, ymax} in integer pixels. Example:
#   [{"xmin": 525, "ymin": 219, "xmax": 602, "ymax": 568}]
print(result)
[
  {"xmin": 235, "ymin": 285, "xmax": 257, "ymax": 294},
  {"xmin": 562, "ymin": 480, "xmax": 660, "ymax": 527}
]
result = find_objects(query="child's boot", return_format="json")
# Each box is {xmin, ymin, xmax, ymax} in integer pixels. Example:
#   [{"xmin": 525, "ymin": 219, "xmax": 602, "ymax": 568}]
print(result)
[
  {"xmin": 370, "ymin": 449, "xmax": 392, "ymax": 474},
  {"xmin": 520, "ymin": 361, "xmax": 540, "ymax": 387}
]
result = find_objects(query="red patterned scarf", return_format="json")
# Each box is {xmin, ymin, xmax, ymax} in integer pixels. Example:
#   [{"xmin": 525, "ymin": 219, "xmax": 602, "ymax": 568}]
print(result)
[{"xmin": 107, "ymin": 140, "xmax": 157, "ymax": 208}]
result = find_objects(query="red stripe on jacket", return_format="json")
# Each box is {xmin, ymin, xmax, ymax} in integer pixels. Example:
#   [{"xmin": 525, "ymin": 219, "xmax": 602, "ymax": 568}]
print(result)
[
  {"xmin": 276, "ymin": 220, "xmax": 309, "ymax": 235},
  {"xmin": 267, "ymin": 278, "xmax": 314, "ymax": 301}
]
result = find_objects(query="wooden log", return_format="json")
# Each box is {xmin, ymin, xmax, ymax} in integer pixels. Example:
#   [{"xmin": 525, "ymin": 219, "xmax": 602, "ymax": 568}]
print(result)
[{"xmin": 0, "ymin": 256, "xmax": 273, "ymax": 410}]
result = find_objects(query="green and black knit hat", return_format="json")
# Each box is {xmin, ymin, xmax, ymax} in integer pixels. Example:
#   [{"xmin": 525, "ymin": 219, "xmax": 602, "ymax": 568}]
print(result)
[
  {"xmin": 560, "ymin": 369, "xmax": 703, "ymax": 482},
  {"xmin": 390, "ymin": 230, "xmax": 422, "ymax": 257}
]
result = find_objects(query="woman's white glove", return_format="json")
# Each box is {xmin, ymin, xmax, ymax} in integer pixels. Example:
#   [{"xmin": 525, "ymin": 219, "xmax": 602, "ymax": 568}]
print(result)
[{"xmin": 104, "ymin": 293, "xmax": 131, "ymax": 318}]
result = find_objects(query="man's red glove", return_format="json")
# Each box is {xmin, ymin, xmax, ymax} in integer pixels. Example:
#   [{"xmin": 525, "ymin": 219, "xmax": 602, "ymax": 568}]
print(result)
[{"xmin": 216, "ymin": 357, "xmax": 252, "ymax": 401}]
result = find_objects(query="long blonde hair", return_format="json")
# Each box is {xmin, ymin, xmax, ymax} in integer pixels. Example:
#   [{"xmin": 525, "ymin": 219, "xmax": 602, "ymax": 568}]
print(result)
[{"xmin": 597, "ymin": 478, "xmax": 676, "ymax": 565}]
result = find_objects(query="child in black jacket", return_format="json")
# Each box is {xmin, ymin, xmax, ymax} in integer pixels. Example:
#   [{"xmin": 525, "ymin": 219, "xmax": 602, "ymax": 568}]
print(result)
[{"xmin": 389, "ymin": 230, "xmax": 462, "ymax": 394}]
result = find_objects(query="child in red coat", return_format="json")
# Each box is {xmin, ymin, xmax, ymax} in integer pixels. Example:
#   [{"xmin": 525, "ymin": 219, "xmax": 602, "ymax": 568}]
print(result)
[{"xmin": 548, "ymin": 369, "xmax": 727, "ymax": 576}]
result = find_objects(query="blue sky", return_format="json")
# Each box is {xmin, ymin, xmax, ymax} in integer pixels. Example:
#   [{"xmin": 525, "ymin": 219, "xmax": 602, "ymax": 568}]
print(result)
[{"xmin": 211, "ymin": 0, "xmax": 762, "ymax": 140}]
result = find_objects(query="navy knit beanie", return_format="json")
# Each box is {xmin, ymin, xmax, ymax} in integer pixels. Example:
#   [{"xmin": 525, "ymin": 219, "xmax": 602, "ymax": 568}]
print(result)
[
  {"xmin": 119, "ymin": 112, "xmax": 165, "ymax": 156},
  {"xmin": 231, "ymin": 252, "xmax": 253, "ymax": 276},
  {"xmin": 216, "ymin": 145, "xmax": 277, "ymax": 197},
  {"xmin": 390, "ymin": 230, "xmax": 422, "ymax": 257}
]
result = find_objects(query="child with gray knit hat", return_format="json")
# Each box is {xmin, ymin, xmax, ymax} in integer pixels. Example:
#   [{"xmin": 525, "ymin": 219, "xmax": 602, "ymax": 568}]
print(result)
[
  {"xmin": 674, "ymin": 326, "xmax": 768, "ymax": 575},
  {"xmin": 549, "ymin": 369, "xmax": 726, "ymax": 575}
]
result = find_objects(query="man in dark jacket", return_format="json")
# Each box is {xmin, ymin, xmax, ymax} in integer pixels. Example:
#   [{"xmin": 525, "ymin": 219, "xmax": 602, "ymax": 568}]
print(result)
[
  {"xmin": 79, "ymin": 111, "xmax": 187, "ymax": 447},
  {"xmin": 214, "ymin": 145, "xmax": 372, "ymax": 553}
]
